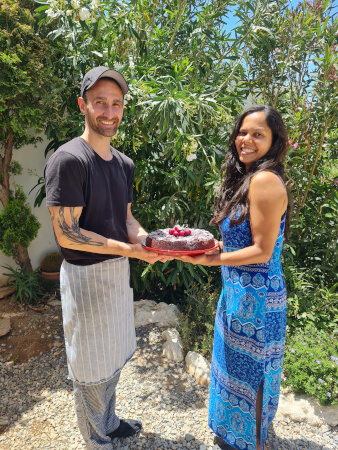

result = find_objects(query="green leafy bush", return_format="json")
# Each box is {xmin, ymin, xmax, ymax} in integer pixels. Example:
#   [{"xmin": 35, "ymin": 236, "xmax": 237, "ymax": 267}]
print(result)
[
  {"xmin": 131, "ymin": 258, "xmax": 211, "ymax": 306},
  {"xmin": 0, "ymin": 187, "xmax": 40, "ymax": 257},
  {"xmin": 40, "ymin": 251, "xmax": 63, "ymax": 273},
  {"xmin": 283, "ymin": 325, "xmax": 338, "ymax": 406},
  {"xmin": 178, "ymin": 277, "xmax": 220, "ymax": 359},
  {"xmin": 2, "ymin": 265, "xmax": 42, "ymax": 305},
  {"xmin": 284, "ymin": 265, "xmax": 338, "ymax": 333}
]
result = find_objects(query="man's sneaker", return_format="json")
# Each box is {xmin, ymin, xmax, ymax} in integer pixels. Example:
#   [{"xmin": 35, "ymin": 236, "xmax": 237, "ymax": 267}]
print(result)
[{"xmin": 108, "ymin": 419, "xmax": 142, "ymax": 439}]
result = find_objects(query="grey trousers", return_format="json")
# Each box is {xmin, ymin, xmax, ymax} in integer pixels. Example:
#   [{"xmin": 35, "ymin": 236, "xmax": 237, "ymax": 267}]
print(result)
[{"xmin": 73, "ymin": 371, "xmax": 121, "ymax": 449}]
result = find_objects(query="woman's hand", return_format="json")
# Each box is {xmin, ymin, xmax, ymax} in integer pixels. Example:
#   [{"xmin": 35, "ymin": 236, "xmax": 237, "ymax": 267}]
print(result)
[
  {"xmin": 205, "ymin": 240, "xmax": 222, "ymax": 255},
  {"xmin": 178, "ymin": 253, "xmax": 219, "ymax": 266}
]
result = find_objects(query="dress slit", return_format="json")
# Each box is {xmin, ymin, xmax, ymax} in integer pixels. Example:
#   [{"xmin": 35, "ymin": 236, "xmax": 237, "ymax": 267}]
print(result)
[{"xmin": 256, "ymin": 379, "xmax": 264, "ymax": 449}]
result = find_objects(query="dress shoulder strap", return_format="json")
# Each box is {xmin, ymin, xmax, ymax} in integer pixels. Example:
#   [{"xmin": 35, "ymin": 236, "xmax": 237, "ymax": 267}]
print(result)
[
  {"xmin": 274, "ymin": 173, "xmax": 286, "ymax": 188},
  {"xmin": 266, "ymin": 171, "xmax": 287, "ymax": 192}
]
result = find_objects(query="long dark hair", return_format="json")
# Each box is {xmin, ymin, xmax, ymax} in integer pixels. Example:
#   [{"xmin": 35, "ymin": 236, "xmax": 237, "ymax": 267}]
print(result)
[{"xmin": 210, "ymin": 105, "xmax": 290, "ymax": 236}]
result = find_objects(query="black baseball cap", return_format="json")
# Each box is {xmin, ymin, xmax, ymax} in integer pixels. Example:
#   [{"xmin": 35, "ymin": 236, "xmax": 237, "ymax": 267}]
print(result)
[{"xmin": 80, "ymin": 66, "xmax": 128, "ymax": 97}]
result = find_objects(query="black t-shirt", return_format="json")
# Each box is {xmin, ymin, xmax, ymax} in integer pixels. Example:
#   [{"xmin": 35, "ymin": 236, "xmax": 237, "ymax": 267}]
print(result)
[{"xmin": 44, "ymin": 137, "xmax": 134, "ymax": 265}]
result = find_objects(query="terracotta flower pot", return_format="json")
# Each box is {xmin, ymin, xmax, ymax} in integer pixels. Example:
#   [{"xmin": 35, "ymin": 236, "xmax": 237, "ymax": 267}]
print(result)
[{"xmin": 41, "ymin": 271, "xmax": 60, "ymax": 281}]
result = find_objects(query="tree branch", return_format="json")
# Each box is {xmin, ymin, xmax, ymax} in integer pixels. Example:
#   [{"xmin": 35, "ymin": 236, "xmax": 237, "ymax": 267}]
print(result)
[
  {"xmin": 295, "ymin": 119, "xmax": 328, "ymax": 218},
  {"xmin": 167, "ymin": 0, "xmax": 187, "ymax": 50},
  {"xmin": 0, "ymin": 131, "xmax": 13, "ymax": 206}
]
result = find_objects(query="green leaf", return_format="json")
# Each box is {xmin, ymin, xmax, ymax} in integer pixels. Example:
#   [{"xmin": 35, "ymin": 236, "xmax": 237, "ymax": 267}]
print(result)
[{"xmin": 34, "ymin": 5, "xmax": 50, "ymax": 12}]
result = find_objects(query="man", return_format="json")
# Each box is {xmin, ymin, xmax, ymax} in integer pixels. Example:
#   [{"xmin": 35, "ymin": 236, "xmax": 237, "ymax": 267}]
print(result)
[{"xmin": 44, "ymin": 67, "xmax": 167, "ymax": 449}]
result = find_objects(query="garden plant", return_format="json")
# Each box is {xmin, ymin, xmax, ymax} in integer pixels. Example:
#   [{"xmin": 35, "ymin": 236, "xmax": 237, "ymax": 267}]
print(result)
[
  {"xmin": 2, "ymin": 264, "xmax": 42, "ymax": 305},
  {"xmin": 0, "ymin": 0, "xmax": 64, "ymax": 271}
]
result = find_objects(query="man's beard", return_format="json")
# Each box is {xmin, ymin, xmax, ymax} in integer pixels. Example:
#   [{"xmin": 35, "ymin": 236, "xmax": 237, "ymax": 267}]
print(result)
[{"xmin": 87, "ymin": 111, "xmax": 120, "ymax": 137}]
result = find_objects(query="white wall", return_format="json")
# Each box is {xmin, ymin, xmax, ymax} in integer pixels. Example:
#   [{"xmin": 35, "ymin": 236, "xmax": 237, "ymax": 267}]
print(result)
[{"xmin": 0, "ymin": 137, "xmax": 57, "ymax": 283}]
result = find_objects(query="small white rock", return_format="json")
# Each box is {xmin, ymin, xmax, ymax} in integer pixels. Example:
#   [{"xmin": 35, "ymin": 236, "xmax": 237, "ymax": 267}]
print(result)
[
  {"xmin": 0, "ymin": 417, "xmax": 9, "ymax": 426},
  {"xmin": 134, "ymin": 299, "xmax": 179, "ymax": 327},
  {"xmin": 148, "ymin": 330, "xmax": 160, "ymax": 344},
  {"xmin": 276, "ymin": 392, "xmax": 338, "ymax": 427},
  {"xmin": 48, "ymin": 300, "xmax": 62, "ymax": 307},
  {"xmin": 0, "ymin": 319, "xmax": 11, "ymax": 337},
  {"xmin": 185, "ymin": 351, "xmax": 211, "ymax": 387},
  {"xmin": 162, "ymin": 328, "xmax": 184, "ymax": 362}
]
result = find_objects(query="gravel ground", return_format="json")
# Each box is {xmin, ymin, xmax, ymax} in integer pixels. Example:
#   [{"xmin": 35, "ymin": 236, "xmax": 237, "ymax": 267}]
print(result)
[{"xmin": 0, "ymin": 324, "xmax": 337, "ymax": 450}]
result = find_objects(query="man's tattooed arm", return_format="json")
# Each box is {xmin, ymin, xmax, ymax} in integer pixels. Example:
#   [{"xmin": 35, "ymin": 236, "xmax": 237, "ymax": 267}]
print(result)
[
  {"xmin": 56, "ymin": 207, "xmax": 104, "ymax": 247},
  {"xmin": 126, "ymin": 207, "xmax": 148, "ymax": 244},
  {"xmin": 48, "ymin": 205, "xmax": 168, "ymax": 262},
  {"xmin": 48, "ymin": 208, "xmax": 55, "ymax": 222}
]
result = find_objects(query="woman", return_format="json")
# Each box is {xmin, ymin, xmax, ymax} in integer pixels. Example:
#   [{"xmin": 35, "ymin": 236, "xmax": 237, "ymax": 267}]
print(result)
[{"xmin": 180, "ymin": 105, "xmax": 289, "ymax": 450}]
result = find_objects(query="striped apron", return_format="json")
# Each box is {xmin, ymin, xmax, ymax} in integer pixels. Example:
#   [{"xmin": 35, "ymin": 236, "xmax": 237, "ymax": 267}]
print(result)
[{"xmin": 60, "ymin": 257, "xmax": 136, "ymax": 385}]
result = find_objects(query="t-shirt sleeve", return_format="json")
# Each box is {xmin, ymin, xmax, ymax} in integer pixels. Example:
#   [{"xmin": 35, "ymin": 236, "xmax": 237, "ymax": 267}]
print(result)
[{"xmin": 44, "ymin": 151, "xmax": 86, "ymax": 207}]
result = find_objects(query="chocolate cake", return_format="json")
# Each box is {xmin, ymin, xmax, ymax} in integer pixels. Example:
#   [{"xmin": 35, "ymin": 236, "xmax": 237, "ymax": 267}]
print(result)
[{"xmin": 145, "ymin": 226, "xmax": 215, "ymax": 251}]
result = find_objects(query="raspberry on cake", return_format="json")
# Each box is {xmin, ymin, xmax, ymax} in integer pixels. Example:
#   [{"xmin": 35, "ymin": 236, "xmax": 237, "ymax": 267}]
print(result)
[{"xmin": 145, "ymin": 225, "xmax": 215, "ymax": 251}]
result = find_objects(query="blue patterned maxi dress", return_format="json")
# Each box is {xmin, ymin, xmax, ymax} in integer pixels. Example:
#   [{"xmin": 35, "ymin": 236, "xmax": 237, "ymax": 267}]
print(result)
[{"xmin": 208, "ymin": 212, "xmax": 287, "ymax": 450}]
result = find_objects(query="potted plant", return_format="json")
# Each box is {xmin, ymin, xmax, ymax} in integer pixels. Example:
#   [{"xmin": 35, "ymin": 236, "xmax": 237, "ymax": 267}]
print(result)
[{"xmin": 40, "ymin": 251, "xmax": 63, "ymax": 281}]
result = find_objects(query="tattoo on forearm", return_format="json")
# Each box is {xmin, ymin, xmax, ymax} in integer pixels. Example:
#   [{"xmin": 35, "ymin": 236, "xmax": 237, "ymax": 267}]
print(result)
[
  {"xmin": 57, "ymin": 207, "xmax": 104, "ymax": 247},
  {"xmin": 126, "ymin": 217, "xmax": 138, "ymax": 229},
  {"xmin": 48, "ymin": 208, "xmax": 55, "ymax": 221}
]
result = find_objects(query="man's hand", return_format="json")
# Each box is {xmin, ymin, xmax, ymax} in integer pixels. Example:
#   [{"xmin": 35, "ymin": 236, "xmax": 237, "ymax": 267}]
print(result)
[{"xmin": 130, "ymin": 243, "xmax": 173, "ymax": 263}]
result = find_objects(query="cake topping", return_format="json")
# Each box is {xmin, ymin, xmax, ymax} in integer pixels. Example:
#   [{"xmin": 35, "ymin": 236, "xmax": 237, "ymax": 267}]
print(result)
[{"xmin": 169, "ymin": 225, "xmax": 192, "ymax": 237}]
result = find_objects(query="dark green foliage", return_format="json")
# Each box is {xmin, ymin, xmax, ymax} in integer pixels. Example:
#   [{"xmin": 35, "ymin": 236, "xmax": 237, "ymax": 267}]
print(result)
[
  {"xmin": 283, "ymin": 325, "xmax": 338, "ymax": 406},
  {"xmin": 8, "ymin": 161, "xmax": 22, "ymax": 176},
  {"xmin": 131, "ymin": 258, "xmax": 210, "ymax": 305},
  {"xmin": 0, "ymin": 0, "xmax": 65, "ymax": 270},
  {"xmin": 284, "ymin": 265, "xmax": 338, "ymax": 333},
  {"xmin": 40, "ymin": 251, "xmax": 63, "ymax": 272},
  {"xmin": 283, "ymin": 178, "xmax": 338, "ymax": 333},
  {"xmin": 2, "ymin": 264, "xmax": 42, "ymax": 305},
  {"xmin": 0, "ymin": 187, "xmax": 40, "ymax": 257},
  {"xmin": 178, "ymin": 277, "xmax": 221, "ymax": 359},
  {"xmin": 34, "ymin": 0, "xmax": 255, "ymax": 293},
  {"xmin": 0, "ymin": 0, "xmax": 64, "ymax": 150},
  {"xmin": 284, "ymin": 180, "xmax": 337, "ymax": 285}
]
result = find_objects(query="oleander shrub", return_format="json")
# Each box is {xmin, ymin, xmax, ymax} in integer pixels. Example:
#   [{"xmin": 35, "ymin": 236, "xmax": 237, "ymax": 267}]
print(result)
[{"xmin": 283, "ymin": 324, "xmax": 338, "ymax": 406}]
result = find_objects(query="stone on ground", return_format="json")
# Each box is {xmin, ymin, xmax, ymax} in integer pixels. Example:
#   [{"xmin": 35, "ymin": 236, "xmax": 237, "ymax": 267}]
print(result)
[
  {"xmin": 276, "ymin": 392, "xmax": 338, "ymax": 427},
  {"xmin": 0, "ymin": 318, "xmax": 11, "ymax": 337},
  {"xmin": 0, "ymin": 286, "xmax": 15, "ymax": 299},
  {"xmin": 162, "ymin": 328, "xmax": 184, "ymax": 362},
  {"xmin": 134, "ymin": 299, "xmax": 179, "ymax": 327},
  {"xmin": 185, "ymin": 351, "xmax": 211, "ymax": 387}
]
